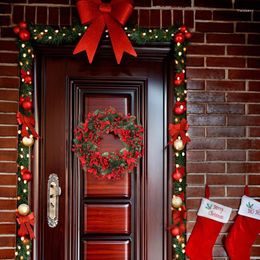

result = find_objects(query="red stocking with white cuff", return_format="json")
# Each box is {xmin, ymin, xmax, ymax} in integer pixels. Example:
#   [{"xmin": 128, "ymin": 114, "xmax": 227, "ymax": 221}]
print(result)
[
  {"xmin": 186, "ymin": 186, "xmax": 232, "ymax": 260},
  {"xmin": 225, "ymin": 187, "xmax": 260, "ymax": 260}
]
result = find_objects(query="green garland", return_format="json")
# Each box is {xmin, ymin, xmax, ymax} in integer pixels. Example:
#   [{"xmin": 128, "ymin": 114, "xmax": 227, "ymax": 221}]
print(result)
[{"xmin": 15, "ymin": 22, "xmax": 190, "ymax": 260}]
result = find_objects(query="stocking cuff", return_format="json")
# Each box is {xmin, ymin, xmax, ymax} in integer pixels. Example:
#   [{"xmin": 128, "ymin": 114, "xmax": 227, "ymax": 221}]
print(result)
[
  {"xmin": 238, "ymin": 195, "xmax": 260, "ymax": 220},
  {"xmin": 198, "ymin": 198, "xmax": 232, "ymax": 223}
]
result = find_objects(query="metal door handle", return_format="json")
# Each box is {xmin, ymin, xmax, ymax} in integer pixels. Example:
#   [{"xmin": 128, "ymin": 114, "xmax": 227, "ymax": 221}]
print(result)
[{"xmin": 47, "ymin": 173, "xmax": 61, "ymax": 228}]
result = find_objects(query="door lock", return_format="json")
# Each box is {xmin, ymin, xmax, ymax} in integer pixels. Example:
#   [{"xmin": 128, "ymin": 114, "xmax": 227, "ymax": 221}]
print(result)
[{"xmin": 47, "ymin": 173, "xmax": 61, "ymax": 228}]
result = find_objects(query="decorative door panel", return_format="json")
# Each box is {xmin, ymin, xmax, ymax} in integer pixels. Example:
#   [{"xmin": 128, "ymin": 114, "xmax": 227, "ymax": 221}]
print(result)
[{"xmin": 35, "ymin": 45, "xmax": 171, "ymax": 260}]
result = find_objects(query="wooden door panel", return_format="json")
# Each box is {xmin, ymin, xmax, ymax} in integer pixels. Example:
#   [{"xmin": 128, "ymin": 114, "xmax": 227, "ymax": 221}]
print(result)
[
  {"xmin": 84, "ymin": 204, "xmax": 131, "ymax": 234},
  {"xmin": 84, "ymin": 241, "xmax": 130, "ymax": 260}
]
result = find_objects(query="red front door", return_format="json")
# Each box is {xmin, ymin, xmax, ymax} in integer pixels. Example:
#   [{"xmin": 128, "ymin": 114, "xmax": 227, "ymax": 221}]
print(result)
[{"xmin": 33, "ymin": 44, "xmax": 172, "ymax": 260}]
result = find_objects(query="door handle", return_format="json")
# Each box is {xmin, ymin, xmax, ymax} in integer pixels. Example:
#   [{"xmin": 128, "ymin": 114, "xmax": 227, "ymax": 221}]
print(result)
[{"xmin": 47, "ymin": 173, "xmax": 61, "ymax": 228}]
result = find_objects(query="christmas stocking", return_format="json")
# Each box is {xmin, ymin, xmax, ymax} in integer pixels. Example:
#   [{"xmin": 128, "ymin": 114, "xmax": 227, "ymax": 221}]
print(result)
[
  {"xmin": 186, "ymin": 186, "xmax": 232, "ymax": 260},
  {"xmin": 225, "ymin": 191, "xmax": 260, "ymax": 260}
]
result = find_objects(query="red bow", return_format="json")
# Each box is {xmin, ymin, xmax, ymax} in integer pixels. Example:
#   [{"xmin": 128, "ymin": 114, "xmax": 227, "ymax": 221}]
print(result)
[
  {"xmin": 16, "ymin": 112, "xmax": 38, "ymax": 138},
  {"xmin": 74, "ymin": 0, "xmax": 137, "ymax": 64},
  {"xmin": 16, "ymin": 213, "xmax": 35, "ymax": 239},
  {"xmin": 169, "ymin": 118, "xmax": 190, "ymax": 145}
]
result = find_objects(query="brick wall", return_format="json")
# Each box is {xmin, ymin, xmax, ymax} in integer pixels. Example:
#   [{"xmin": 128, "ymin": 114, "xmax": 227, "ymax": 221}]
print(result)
[{"xmin": 0, "ymin": 0, "xmax": 259, "ymax": 259}]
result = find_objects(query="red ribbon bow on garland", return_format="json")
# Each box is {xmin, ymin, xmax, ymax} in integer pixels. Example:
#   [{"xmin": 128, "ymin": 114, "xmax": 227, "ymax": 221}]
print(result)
[
  {"xmin": 169, "ymin": 118, "xmax": 190, "ymax": 145},
  {"xmin": 16, "ymin": 213, "xmax": 35, "ymax": 239},
  {"xmin": 73, "ymin": 0, "xmax": 137, "ymax": 64},
  {"xmin": 16, "ymin": 112, "xmax": 38, "ymax": 138}
]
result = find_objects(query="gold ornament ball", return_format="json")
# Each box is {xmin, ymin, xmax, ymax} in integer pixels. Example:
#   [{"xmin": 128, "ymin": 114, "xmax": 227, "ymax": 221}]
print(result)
[
  {"xmin": 172, "ymin": 195, "xmax": 183, "ymax": 208},
  {"xmin": 173, "ymin": 139, "xmax": 184, "ymax": 151},
  {"xmin": 22, "ymin": 136, "xmax": 34, "ymax": 147},
  {"xmin": 18, "ymin": 204, "xmax": 30, "ymax": 216}
]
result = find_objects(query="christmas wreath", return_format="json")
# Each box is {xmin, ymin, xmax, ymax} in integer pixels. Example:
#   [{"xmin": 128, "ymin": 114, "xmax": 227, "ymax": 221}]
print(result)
[{"xmin": 73, "ymin": 107, "xmax": 144, "ymax": 180}]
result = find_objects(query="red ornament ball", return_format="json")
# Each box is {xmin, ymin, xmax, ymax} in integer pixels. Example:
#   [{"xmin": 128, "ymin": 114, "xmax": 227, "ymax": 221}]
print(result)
[
  {"xmin": 174, "ymin": 33, "xmax": 184, "ymax": 43},
  {"xmin": 171, "ymin": 227, "xmax": 180, "ymax": 236},
  {"xmin": 179, "ymin": 25, "xmax": 187, "ymax": 33},
  {"xmin": 172, "ymin": 167, "xmax": 185, "ymax": 181},
  {"xmin": 22, "ymin": 100, "xmax": 33, "ymax": 111},
  {"xmin": 24, "ymin": 75, "xmax": 32, "ymax": 84},
  {"xmin": 185, "ymin": 32, "xmax": 192, "ymax": 39},
  {"xmin": 19, "ymin": 21, "xmax": 28, "ymax": 29},
  {"xmin": 13, "ymin": 26, "xmax": 20, "ymax": 35},
  {"xmin": 19, "ymin": 29, "xmax": 30, "ymax": 41},
  {"xmin": 174, "ymin": 102, "xmax": 186, "ymax": 115},
  {"xmin": 21, "ymin": 168, "xmax": 32, "ymax": 181}
]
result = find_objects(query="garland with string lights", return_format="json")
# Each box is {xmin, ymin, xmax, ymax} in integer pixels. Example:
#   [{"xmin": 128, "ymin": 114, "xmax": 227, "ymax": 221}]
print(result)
[{"xmin": 14, "ymin": 21, "xmax": 191, "ymax": 260}]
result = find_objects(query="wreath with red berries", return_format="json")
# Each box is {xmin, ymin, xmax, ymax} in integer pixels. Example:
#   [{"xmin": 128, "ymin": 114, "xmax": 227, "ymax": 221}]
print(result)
[{"xmin": 73, "ymin": 107, "xmax": 144, "ymax": 180}]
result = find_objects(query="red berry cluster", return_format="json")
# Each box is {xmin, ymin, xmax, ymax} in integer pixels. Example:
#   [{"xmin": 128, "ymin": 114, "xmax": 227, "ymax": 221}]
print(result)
[
  {"xmin": 174, "ymin": 25, "xmax": 192, "ymax": 43},
  {"xmin": 13, "ymin": 21, "xmax": 31, "ymax": 41}
]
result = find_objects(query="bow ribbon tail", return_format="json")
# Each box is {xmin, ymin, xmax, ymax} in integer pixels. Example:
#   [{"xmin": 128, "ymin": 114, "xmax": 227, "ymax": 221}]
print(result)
[
  {"xmin": 73, "ymin": 16, "xmax": 105, "ymax": 63},
  {"xmin": 18, "ymin": 223, "xmax": 28, "ymax": 237},
  {"xmin": 106, "ymin": 17, "xmax": 137, "ymax": 64},
  {"xmin": 25, "ymin": 222, "xmax": 35, "ymax": 239}
]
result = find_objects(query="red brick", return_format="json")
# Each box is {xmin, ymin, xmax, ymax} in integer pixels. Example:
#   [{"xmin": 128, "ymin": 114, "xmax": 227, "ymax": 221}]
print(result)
[
  {"xmin": 249, "ymin": 127, "xmax": 260, "ymax": 137},
  {"xmin": 162, "ymin": 10, "xmax": 172, "ymax": 27},
  {"xmin": 139, "ymin": 10, "xmax": 149, "ymax": 27},
  {"xmin": 228, "ymin": 46, "xmax": 260, "ymax": 56},
  {"xmin": 0, "ymin": 114, "xmax": 17, "ymax": 124},
  {"xmin": 135, "ymin": 0, "xmax": 151, "ymax": 6},
  {"xmin": 13, "ymin": 5, "xmax": 24, "ymax": 24},
  {"xmin": 153, "ymin": 0, "xmax": 191, "ymax": 6},
  {"xmin": 0, "ymin": 151, "xmax": 17, "ymax": 161},
  {"xmin": 249, "ymin": 151, "xmax": 260, "ymax": 161},
  {"xmin": 0, "ymin": 102, "xmax": 17, "ymax": 113},
  {"xmin": 253, "ymin": 11, "xmax": 260, "ymax": 21},
  {"xmin": 0, "ymin": 53, "xmax": 18, "ymax": 63},
  {"xmin": 0, "ymin": 212, "xmax": 15, "ymax": 222},
  {"xmin": 195, "ymin": 10, "xmax": 212, "ymax": 20},
  {"xmin": 0, "ymin": 237, "xmax": 15, "ymax": 247},
  {"xmin": 228, "ymin": 116, "xmax": 260, "ymax": 126},
  {"xmin": 37, "ymin": 6, "xmax": 47, "ymax": 24},
  {"xmin": 207, "ymin": 175, "xmax": 245, "ymax": 185},
  {"xmin": 25, "ymin": 6, "xmax": 36, "ymax": 24},
  {"xmin": 0, "ymin": 187, "xmax": 16, "ymax": 197},
  {"xmin": 187, "ymin": 186, "xmax": 225, "ymax": 197},
  {"xmin": 186, "ymin": 57, "xmax": 204, "ymax": 67},
  {"xmin": 0, "ymin": 15, "xmax": 10, "ymax": 26},
  {"xmin": 188, "ymin": 115, "xmax": 225, "ymax": 126},
  {"xmin": 190, "ymin": 32, "xmax": 204, "ymax": 43},
  {"xmin": 150, "ymin": 10, "xmax": 160, "ymax": 28},
  {"xmin": 189, "ymin": 45, "xmax": 225, "ymax": 55},
  {"xmin": 229, "ymin": 70, "xmax": 260, "ymax": 80},
  {"xmin": 188, "ymin": 92, "xmax": 225, "ymax": 102},
  {"xmin": 207, "ymin": 33, "xmax": 245, "ymax": 44},
  {"xmin": 227, "ymin": 139, "xmax": 260, "ymax": 149},
  {"xmin": 187, "ymin": 163, "xmax": 225, "ymax": 173},
  {"xmin": 0, "ymin": 200, "xmax": 16, "ymax": 210},
  {"xmin": 0, "ymin": 249, "xmax": 15, "ymax": 259},
  {"xmin": 194, "ymin": 0, "xmax": 232, "ymax": 8},
  {"xmin": 249, "ymin": 81, "xmax": 260, "ymax": 91},
  {"xmin": 0, "ymin": 138, "xmax": 17, "ymax": 148},
  {"xmin": 207, "ymin": 57, "xmax": 245, "ymax": 68},
  {"xmin": 237, "ymin": 22, "xmax": 260, "ymax": 33},
  {"xmin": 227, "ymin": 186, "xmax": 245, "ymax": 197},
  {"xmin": 188, "ymin": 138, "xmax": 225, "ymax": 149},
  {"xmin": 248, "ymin": 104, "xmax": 260, "ymax": 114},
  {"xmin": 29, "ymin": 0, "xmax": 69, "ymax": 3},
  {"xmin": 196, "ymin": 22, "xmax": 233, "ymax": 33},
  {"xmin": 187, "ymin": 68, "xmax": 225, "ymax": 79},
  {"xmin": 0, "ymin": 66, "xmax": 18, "ymax": 77},
  {"xmin": 227, "ymin": 163, "xmax": 260, "ymax": 173},
  {"xmin": 248, "ymin": 58, "xmax": 260, "ymax": 68},
  {"xmin": 252, "ymin": 246, "xmax": 260, "ymax": 256},
  {"xmin": 0, "ymin": 163, "xmax": 17, "ymax": 173},
  {"xmin": 235, "ymin": 0, "xmax": 260, "ymax": 10},
  {"xmin": 207, "ymin": 151, "xmax": 246, "ymax": 161},
  {"xmin": 60, "ymin": 7, "xmax": 70, "ymax": 26},
  {"xmin": 187, "ymin": 151, "xmax": 205, "ymax": 161},
  {"xmin": 206, "ymin": 80, "xmax": 245, "ymax": 91},
  {"xmin": 186, "ymin": 174, "xmax": 204, "ymax": 185},
  {"xmin": 0, "ymin": 41, "xmax": 17, "ymax": 51},
  {"xmin": 173, "ymin": 10, "xmax": 183, "ymax": 24},
  {"xmin": 188, "ymin": 127, "xmax": 205, "ymax": 137},
  {"xmin": 248, "ymin": 175, "xmax": 260, "ymax": 185},
  {"xmin": 187, "ymin": 80, "xmax": 205, "ymax": 90},
  {"xmin": 0, "ymin": 90, "xmax": 19, "ymax": 101},
  {"xmin": 184, "ymin": 10, "xmax": 194, "ymax": 29},
  {"xmin": 248, "ymin": 34, "xmax": 260, "ymax": 44},
  {"xmin": 227, "ymin": 93, "xmax": 260, "ymax": 103},
  {"xmin": 207, "ymin": 104, "xmax": 245, "ymax": 114},
  {"xmin": 187, "ymin": 104, "xmax": 205, "ymax": 114},
  {"xmin": 207, "ymin": 127, "xmax": 245, "ymax": 137},
  {"xmin": 49, "ymin": 7, "xmax": 59, "ymax": 25},
  {"xmin": 0, "ymin": 4, "xmax": 11, "ymax": 14},
  {"xmin": 213, "ymin": 10, "xmax": 251, "ymax": 21},
  {"xmin": 128, "ymin": 9, "xmax": 138, "ymax": 25},
  {"xmin": 0, "ymin": 126, "xmax": 17, "ymax": 136}
]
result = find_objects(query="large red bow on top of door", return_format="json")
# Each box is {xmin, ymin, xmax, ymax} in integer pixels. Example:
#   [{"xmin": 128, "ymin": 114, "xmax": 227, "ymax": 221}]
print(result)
[{"xmin": 73, "ymin": 0, "xmax": 137, "ymax": 64}]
